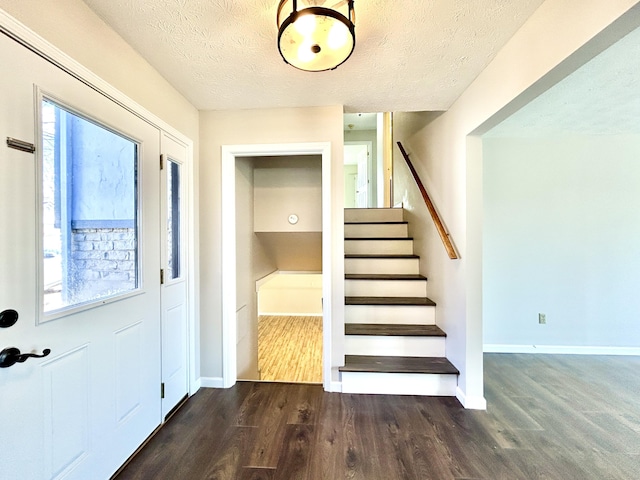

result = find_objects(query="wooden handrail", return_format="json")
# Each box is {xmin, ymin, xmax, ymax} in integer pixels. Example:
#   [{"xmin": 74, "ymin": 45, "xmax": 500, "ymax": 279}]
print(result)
[{"xmin": 396, "ymin": 142, "xmax": 459, "ymax": 259}]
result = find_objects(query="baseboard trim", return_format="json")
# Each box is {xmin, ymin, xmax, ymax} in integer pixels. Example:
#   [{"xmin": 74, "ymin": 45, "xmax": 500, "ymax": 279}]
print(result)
[
  {"xmin": 328, "ymin": 381, "xmax": 342, "ymax": 393},
  {"xmin": 200, "ymin": 376, "xmax": 225, "ymax": 388},
  {"xmin": 258, "ymin": 312, "xmax": 323, "ymax": 317},
  {"xmin": 190, "ymin": 378, "xmax": 202, "ymax": 395},
  {"xmin": 456, "ymin": 387, "xmax": 487, "ymax": 410},
  {"xmin": 484, "ymin": 344, "xmax": 640, "ymax": 356}
]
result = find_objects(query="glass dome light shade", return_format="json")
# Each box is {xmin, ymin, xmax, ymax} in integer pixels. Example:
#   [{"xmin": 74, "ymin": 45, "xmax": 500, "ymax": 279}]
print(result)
[{"xmin": 277, "ymin": 0, "xmax": 356, "ymax": 72}]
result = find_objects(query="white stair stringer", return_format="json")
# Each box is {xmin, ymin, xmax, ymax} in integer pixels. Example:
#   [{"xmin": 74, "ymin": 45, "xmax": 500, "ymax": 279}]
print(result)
[{"xmin": 341, "ymin": 207, "xmax": 459, "ymax": 397}]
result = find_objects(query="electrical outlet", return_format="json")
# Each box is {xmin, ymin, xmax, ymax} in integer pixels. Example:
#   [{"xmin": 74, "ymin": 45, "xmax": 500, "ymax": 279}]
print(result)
[{"xmin": 539, "ymin": 313, "xmax": 546, "ymax": 324}]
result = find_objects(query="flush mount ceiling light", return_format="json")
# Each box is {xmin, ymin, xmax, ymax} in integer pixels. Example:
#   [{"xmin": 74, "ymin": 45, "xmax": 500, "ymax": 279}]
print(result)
[{"xmin": 277, "ymin": 0, "xmax": 356, "ymax": 72}]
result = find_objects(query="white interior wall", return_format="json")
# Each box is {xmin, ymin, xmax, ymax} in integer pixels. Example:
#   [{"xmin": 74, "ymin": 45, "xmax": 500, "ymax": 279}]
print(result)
[
  {"xmin": 254, "ymin": 164, "xmax": 322, "ymax": 232},
  {"xmin": 0, "ymin": 0, "xmax": 198, "ymax": 138},
  {"xmin": 258, "ymin": 273, "xmax": 323, "ymax": 316},
  {"xmin": 235, "ymin": 158, "xmax": 277, "ymax": 380},
  {"xmin": 199, "ymin": 106, "xmax": 344, "ymax": 384},
  {"xmin": 393, "ymin": 0, "xmax": 640, "ymax": 409},
  {"xmin": 483, "ymin": 135, "xmax": 640, "ymax": 352},
  {"xmin": 252, "ymin": 155, "xmax": 322, "ymax": 271}
]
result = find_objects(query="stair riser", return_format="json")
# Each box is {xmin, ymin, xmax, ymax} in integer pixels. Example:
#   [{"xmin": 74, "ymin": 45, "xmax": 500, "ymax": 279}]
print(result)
[
  {"xmin": 345, "ymin": 305, "xmax": 435, "ymax": 325},
  {"xmin": 345, "ymin": 336, "xmax": 445, "ymax": 357},
  {"xmin": 344, "ymin": 208, "xmax": 404, "ymax": 223},
  {"xmin": 344, "ymin": 223, "xmax": 408, "ymax": 238},
  {"xmin": 345, "ymin": 258, "xmax": 419, "ymax": 275},
  {"xmin": 340, "ymin": 372, "xmax": 458, "ymax": 396},
  {"xmin": 345, "ymin": 279, "xmax": 427, "ymax": 297},
  {"xmin": 345, "ymin": 239, "xmax": 414, "ymax": 255}
]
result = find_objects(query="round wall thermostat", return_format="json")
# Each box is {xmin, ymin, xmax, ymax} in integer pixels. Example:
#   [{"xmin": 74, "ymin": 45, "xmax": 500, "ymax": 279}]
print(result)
[{"xmin": 288, "ymin": 214, "xmax": 299, "ymax": 225}]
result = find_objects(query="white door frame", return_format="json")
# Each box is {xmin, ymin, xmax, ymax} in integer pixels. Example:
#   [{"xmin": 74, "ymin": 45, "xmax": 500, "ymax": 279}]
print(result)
[
  {"xmin": 0, "ymin": 11, "xmax": 199, "ymax": 396},
  {"xmin": 221, "ymin": 142, "xmax": 332, "ymax": 390}
]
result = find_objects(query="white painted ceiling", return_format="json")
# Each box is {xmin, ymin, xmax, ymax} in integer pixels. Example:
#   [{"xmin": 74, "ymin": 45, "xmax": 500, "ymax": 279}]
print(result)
[
  {"xmin": 486, "ymin": 25, "xmax": 640, "ymax": 136},
  {"xmin": 81, "ymin": 0, "xmax": 545, "ymax": 112}
]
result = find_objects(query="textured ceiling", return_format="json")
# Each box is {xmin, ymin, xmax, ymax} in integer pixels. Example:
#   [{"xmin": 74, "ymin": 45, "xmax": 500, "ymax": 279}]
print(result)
[
  {"xmin": 486, "ymin": 25, "xmax": 640, "ymax": 136},
  {"xmin": 81, "ymin": 0, "xmax": 545, "ymax": 112}
]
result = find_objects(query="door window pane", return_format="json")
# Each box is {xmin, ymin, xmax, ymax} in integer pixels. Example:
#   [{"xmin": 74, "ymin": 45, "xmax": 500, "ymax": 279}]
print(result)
[
  {"xmin": 167, "ymin": 159, "xmax": 180, "ymax": 280},
  {"xmin": 42, "ymin": 98, "xmax": 139, "ymax": 313}
]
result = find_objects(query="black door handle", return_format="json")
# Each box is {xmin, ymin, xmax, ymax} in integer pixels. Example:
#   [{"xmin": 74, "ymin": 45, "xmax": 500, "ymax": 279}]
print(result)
[{"xmin": 0, "ymin": 347, "xmax": 51, "ymax": 368}]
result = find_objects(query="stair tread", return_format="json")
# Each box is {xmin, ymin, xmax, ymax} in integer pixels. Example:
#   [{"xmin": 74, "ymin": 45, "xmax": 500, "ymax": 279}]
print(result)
[
  {"xmin": 346, "ymin": 296, "xmax": 436, "ymax": 306},
  {"xmin": 345, "ymin": 324, "xmax": 446, "ymax": 337},
  {"xmin": 345, "ymin": 254, "xmax": 419, "ymax": 259},
  {"xmin": 345, "ymin": 237, "xmax": 414, "ymax": 241},
  {"xmin": 340, "ymin": 355, "xmax": 459, "ymax": 375},
  {"xmin": 345, "ymin": 221, "xmax": 408, "ymax": 225},
  {"xmin": 345, "ymin": 274, "xmax": 427, "ymax": 281}
]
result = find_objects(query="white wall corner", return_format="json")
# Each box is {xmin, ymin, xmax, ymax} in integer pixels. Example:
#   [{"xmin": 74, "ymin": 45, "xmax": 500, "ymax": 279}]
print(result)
[
  {"xmin": 456, "ymin": 386, "xmax": 487, "ymax": 410},
  {"xmin": 189, "ymin": 377, "xmax": 202, "ymax": 396},
  {"xmin": 199, "ymin": 377, "xmax": 225, "ymax": 388},
  {"xmin": 327, "ymin": 381, "xmax": 342, "ymax": 393}
]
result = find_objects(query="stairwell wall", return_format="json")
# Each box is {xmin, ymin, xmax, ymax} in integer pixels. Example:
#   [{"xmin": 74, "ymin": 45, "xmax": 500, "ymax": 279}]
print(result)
[{"xmin": 393, "ymin": 0, "xmax": 640, "ymax": 408}]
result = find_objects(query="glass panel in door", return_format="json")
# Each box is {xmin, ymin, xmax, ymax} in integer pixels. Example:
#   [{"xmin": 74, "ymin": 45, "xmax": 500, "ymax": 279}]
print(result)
[{"xmin": 166, "ymin": 158, "xmax": 180, "ymax": 280}]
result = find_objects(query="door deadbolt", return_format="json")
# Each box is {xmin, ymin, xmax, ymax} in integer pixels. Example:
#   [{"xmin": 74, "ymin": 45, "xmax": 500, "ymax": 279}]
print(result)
[{"xmin": 0, "ymin": 309, "xmax": 19, "ymax": 328}]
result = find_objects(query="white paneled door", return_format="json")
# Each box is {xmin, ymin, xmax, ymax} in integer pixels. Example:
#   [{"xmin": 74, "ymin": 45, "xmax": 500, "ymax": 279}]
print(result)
[
  {"xmin": 0, "ymin": 34, "xmax": 162, "ymax": 479},
  {"xmin": 344, "ymin": 143, "xmax": 369, "ymax": 208},
  {"xmin": 355, "ymin": 145, "xmax": 368, "ymax": 208}
]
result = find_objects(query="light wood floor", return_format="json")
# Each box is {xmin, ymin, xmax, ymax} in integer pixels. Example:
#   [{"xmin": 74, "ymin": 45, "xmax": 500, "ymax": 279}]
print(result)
[{"xmin": 258, "ymin": 315, "xmax": 323, "ymax": 384}]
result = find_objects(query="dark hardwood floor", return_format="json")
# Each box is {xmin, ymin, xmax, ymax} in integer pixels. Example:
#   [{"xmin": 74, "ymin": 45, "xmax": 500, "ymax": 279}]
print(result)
[{"xmin": 114, "ymin": 354, "xmax": 640, "ymax": 479}]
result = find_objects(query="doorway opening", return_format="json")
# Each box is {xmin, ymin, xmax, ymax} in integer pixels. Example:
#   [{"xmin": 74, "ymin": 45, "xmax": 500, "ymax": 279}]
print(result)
[
  {"xmin": 235, "ymin": 154, "xmax": 323, "ymax": 384},
  {"xmin": 221, "ymin": 143, "xmax": 332, "ymax": 390}
]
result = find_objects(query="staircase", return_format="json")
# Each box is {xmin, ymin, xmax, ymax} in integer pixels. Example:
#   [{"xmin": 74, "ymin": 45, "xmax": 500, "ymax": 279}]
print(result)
[{"xmin": 339, "ymin": 208, "xmax": 459, "ymax": 396}]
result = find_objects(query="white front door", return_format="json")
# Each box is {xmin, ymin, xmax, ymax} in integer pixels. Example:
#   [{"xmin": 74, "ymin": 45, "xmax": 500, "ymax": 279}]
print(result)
[
  {"xmin": 0, "ymin": 34, "xmax": 162, "ymax": 479},
  {"xmin": 160, "ymin": 134, "xmax": 189, "ymax": 419}
]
